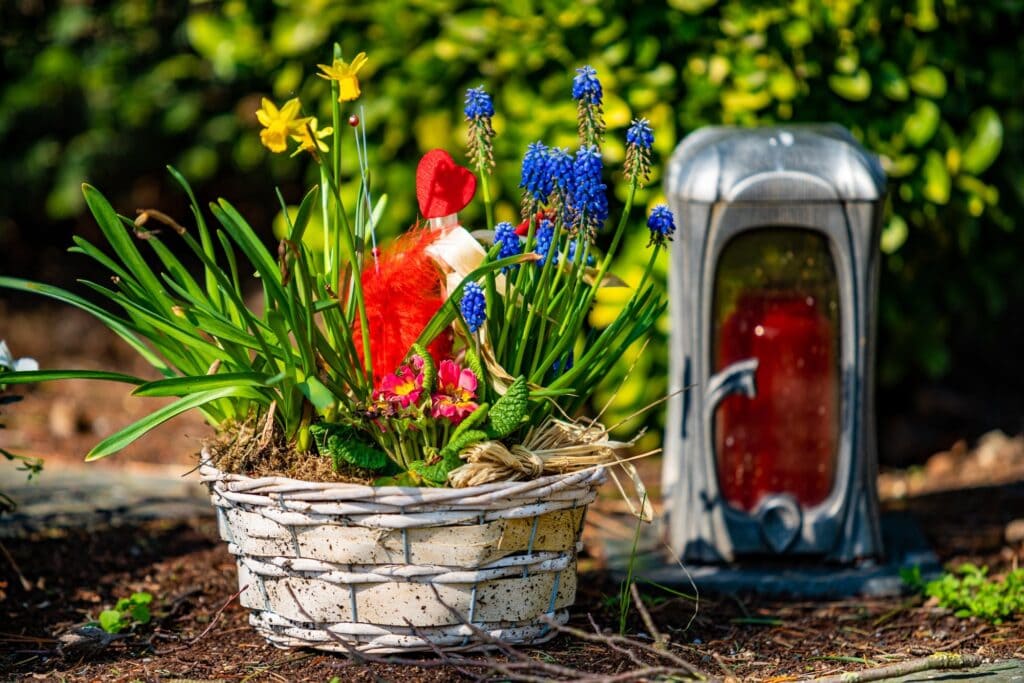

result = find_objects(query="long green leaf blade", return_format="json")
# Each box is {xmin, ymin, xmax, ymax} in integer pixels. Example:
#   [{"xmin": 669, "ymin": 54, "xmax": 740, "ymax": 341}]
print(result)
[
  {"xmin": 0, "ymin": 277, "xmax": 172, "ymax": 376},
  {"xmin": 82, "ymin": 185, "xmax": 174, "ymax": 314},
  {"xmin": 85, "ymin": 387, "xmax": 264, "ymax": 461},
  {"xmin": 133, "ymin": 372, "xmax": 271, "ymax": 397},
  {"xmin": 0, "ymin": 370, "xmax": 145, "ymax": 385}
]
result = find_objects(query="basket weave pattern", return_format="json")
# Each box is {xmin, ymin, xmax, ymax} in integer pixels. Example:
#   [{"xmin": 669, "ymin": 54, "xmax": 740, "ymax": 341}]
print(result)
[{"xmin": 199, "ymin": 460, "xmax": 604, "ymax": 653}]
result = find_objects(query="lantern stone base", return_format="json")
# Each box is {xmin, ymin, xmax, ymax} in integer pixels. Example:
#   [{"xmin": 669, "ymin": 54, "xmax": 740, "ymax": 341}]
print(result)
[{"xmin": 609, "ymin": 511, "xmax": 939, "ymax": 598}]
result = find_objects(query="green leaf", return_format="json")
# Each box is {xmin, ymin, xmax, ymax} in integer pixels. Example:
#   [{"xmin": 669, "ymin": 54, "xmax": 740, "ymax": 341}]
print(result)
[
  {"xmin": 828, "ymin": 70, "xmax": 871, "ymax": 101},
  {"xmin": 464, "ymin": 346, "xmax": 485, "ymax": 387},
  {"xmin": 410, "ymin": 343, "xmax": 435, "ymax": 393},
  {"xmin": 0, "ymin": 370, "xmax": 144, "ymax": 386},
  {"xmin": 449, "ymin": 402, "xmax": 490, "ymax": 445},
  {"xmin": 0, "ymin": 277, "xmax": 172, "ymax": 376},
  {"xmin": 879, "ymin": 62, "xmax": 909, "ymax": 101},
  {"xmin": 130, "ymin": 604, "xmax": 151, "ymax": 625},
  {"xmin": 900, "ymin": 565, "xmax": 924, "ymax": 590},
  {"xmin": 439, "ymin": 428, "xmax": 489, "ymax": 459},
  {"xmin": 908, "ymin": 65, "xmax": 947, "ymax": 98},
  {"xmin": 82, "ymin": 184, "xmax": 173, "ymax": 314},
  {"xmin": 409, "ymin": 451, "xmax": 463, "ymax": 486},
  {"xmin": 133, "ymin": 372, "xmax": 270, "ymax": 397},
  {"xmin": 902, "ymin": 98, "xmax": 940, "ymax": 147},
  {"xmin": 374, "ymin": 472, "xmax": 419, "ymax": 487},
  {"xmin": 488, "ymin": 376, "xmax": 528, "ymax": 437},
  {"xmin": 130, "ymin": 592, "xmax": 153, "ymax": 605},
  {"xmin": 922, "ymin": 150, "xmax": 951, "ymax": 205},
  {"xmin": 98, "ymin": 610, "xmax": 124, "ymax": 634},
  {"xmin": 309, "ymin": 423, "xmax": 389, "ymax": 471},
  {"xmin": 85, "ymin": 387, "xmax": 264, "ymax": 461},
  {"xmin": 297, "ymin": 375, "xmax": 336, "ymax": 411},
  {"xmin": 880, "ymin": 215, "xmax": 909, "ymax": 254},
  {"xmin": 210, "ymin": 200, "xmax": 289, "ymax": 312},
  {"xmin": 285, "ymin": 186, "xmax": 320, "ymax": 246},
  {"xmin": 961, "ymin": 107, "xmax": 1003, "ymax": 175}
]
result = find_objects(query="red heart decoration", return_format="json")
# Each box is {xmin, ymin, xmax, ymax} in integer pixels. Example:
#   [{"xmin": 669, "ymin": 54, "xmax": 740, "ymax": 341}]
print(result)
[{"xmin": 416, "ymin": 149, "xmax": 477, "ymax": 219}]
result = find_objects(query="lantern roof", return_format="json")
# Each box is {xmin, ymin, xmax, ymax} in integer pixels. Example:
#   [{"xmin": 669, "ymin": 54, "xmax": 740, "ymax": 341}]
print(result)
[{"xmin": 666, "ymin": 125, "xmax": 886, "ymax": 203}]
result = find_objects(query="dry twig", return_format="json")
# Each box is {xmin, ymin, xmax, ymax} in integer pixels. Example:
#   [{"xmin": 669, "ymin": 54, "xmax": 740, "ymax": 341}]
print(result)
[
  {"xmin": 629, "ymin": 582, "xmax": 668, "ymax": 650},
  {"xmin": 809, "ymin": 652, "xmax": 983, "ymax": 683},
  {"xmin": 154, "ymin": 584, "xmax": 246, "ymax": 654}
]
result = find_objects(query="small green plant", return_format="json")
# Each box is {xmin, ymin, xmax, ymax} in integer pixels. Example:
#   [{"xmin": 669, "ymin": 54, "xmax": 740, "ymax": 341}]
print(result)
[
  {"xmin": 903, "ymin": 563, "xmax": 1024, "ymax": 624},
  {"xmin": 617, "ymin": 492, "xmax": 647, "ymax": 635},
  {"xmin": 95, "ymin": 592, "xmax": 154, "ymax": 634}
]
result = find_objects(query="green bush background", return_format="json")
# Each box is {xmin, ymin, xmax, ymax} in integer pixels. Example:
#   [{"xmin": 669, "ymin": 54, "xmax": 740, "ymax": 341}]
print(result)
[{"xmin": 2, "ymin": 1, "xmax": 1021, "ymax": 455}]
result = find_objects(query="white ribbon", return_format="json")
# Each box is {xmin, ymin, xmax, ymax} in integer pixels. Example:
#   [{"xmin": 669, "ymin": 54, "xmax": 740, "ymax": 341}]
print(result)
[{"xmin": 424, "ymin": 214, "xmax": 506, "ymax": 296}]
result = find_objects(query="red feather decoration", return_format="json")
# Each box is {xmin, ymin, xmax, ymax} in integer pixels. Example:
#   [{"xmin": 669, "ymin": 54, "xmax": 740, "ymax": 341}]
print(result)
[{"xmin": 351, "ymin": 228, "xmax": 453, "ymax": 383}]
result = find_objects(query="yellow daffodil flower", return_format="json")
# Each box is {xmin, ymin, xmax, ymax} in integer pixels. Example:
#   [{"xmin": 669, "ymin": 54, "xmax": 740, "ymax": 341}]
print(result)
[
  {"xmin": 317, "ymin": 52, "xmax": 368, "ymax": 102},
  {"xmin": 255, "ymin": 97, "xmax": 306, "ymax": 153},
  {"xmin": 290, "ymin": 118, "xmax": 333, "ymax": 156}
]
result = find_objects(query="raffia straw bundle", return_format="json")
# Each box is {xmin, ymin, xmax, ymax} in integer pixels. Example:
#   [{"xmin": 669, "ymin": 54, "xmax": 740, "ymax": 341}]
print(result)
[{"xmin": 450, "ymin": 416, "xmax": 654, "ymax": 522}]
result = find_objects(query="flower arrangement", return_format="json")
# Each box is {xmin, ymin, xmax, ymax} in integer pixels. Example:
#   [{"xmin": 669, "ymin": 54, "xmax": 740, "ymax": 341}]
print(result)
[{"xmin": 0, "ymin": 46, "xmax": 671, "ymax": 490}]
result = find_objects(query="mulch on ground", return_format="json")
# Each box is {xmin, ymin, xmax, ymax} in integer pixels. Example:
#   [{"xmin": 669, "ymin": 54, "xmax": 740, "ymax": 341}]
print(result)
[
  {"xmin": 2, "ymin": 476, "xmax": 1022, "ymax": 682},
  {"xmin": 3, "ymin": 303, "xmax": 1024, "ymax": 682}
]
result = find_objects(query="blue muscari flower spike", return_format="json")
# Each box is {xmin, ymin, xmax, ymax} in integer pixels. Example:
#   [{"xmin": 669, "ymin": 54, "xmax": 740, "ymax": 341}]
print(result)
[
  {"xmin": 573, "ymin": 66, "xmax": 605, "ymax": 144},
  {"xmin": 546, "ymin": 146, "xmax": 573, "ymax": 221},
  {"xmin": 547, "ymin": 147, "xmax": 573, "ymax": 193},
  {"xmin": 464, "ymin": 86, "xmax": 494, "ymax": 119},
  {"xmin": 647, "ymin": 204, "xmax": 676, "ymax": 247},
  {"xmin": 625, "ymin": 118, "xmax": 654, "ymax": 187},
  {"xmin": 626, "ymin": 118, "xmax": 653, "ymax": 149},
  {"xmin": 533, "ymin": 219, "xmax": 557, "ymax": 267},
  {"xmin": 460, "ymin": 282, "xmax": 487, "ymax": 333},
  {"xmin": 568, "ymin": 145, "xmax": 609, "ymax": 237},
  {"xmin": 572, "ymin": 66, "xmax": 603, "ymax": 105},
  {"xmin": 465, "ymin": 86, "xmax": 496, "ymax": 174},
  {"xmin": 494, "ymin": 221, "xmax": 522, "ymax": 273},
  {"xmin": 520, "ymin": 141, "xmax": 553, "ymax": 205}
]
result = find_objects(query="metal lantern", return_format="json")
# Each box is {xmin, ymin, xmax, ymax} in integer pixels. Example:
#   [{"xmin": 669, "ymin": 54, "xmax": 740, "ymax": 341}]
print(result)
[{"xmin": 661, "ymin": 125, "xmax": 887, "ymax": 564}]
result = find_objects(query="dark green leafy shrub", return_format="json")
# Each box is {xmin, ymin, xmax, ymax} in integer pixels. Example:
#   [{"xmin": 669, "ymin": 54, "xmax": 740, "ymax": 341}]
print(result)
[{"xmin": 2, "ymin": 1, "xmax": 1021, "ymax": 439}]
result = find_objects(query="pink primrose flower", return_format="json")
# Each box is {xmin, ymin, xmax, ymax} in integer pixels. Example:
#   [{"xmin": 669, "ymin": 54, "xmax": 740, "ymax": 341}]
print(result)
[
  {"xmin": 376, "ymin": 364, "xmax": 424, "ymax": 408},
  {"xmin": 431, "ymin": 359, "xmax": 479, "ymax": 424}
]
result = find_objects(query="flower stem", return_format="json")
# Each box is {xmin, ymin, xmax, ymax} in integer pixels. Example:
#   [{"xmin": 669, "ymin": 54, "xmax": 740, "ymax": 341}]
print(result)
[{"xmin": 479, "ymin": 172, "xmax": 495, "ymax": 231}]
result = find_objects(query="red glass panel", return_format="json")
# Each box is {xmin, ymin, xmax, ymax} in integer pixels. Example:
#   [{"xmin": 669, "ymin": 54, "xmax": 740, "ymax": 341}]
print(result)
[{"xmin": 712, "ymin": 229, "xmax": 840, "ymax": 512}]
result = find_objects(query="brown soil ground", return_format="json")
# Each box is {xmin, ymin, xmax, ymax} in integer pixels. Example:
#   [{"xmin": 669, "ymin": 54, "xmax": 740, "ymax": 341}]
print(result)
[{"xmin": 2, "ymin": 306, "xmax": 1024, "ymax": 681}]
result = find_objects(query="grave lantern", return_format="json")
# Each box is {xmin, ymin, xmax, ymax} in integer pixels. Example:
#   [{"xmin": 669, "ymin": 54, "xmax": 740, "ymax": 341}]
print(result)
[{"xmin": 661, "ymin": 125, "xmax": 887, "ymax": 564}]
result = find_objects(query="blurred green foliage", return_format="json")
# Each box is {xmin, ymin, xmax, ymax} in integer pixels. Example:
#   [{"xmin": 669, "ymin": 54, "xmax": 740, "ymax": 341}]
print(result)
[{"xmin": 1, "ymin": 0, "xmax": 1022, "ymax": 444}]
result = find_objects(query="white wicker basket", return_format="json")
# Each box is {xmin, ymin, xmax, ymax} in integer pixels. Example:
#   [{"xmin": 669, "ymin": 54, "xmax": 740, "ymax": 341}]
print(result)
[{"xmin": 198, "ymin": 457, "xmax": 605, "ymax": 654}]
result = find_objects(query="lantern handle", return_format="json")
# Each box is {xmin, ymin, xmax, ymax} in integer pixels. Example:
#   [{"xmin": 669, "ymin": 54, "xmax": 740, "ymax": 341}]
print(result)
[{"xmin": 705, "ymin": 357, "xmax": 759, "ymax": 413}]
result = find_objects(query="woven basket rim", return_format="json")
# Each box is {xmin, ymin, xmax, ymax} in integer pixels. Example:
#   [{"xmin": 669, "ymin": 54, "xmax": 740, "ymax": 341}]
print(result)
[{"xmin": 199, "ymin": 448, "xmax": 605, "ymax": 503}]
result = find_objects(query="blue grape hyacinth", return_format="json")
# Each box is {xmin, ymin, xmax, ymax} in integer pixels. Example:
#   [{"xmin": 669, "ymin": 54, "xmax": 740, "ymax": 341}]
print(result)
[
  {"xmin": 534, "ymin": 219, "xmax": 557, "ymax": 267},
  {"xmin": 464, "ymin": 85, "xmax": 495, "ymax": 174},
  {"xmin": 647, "ymin": 204, "xmax": 676, "ymax": 247},
  {"xmin": 520, "ymin": 141, "xmax": 554, "ymax": 209},
  {"xmin": 568, "ymin": 145, "xmax": 609, "ymax": 237},
  {"xmin": 463, "ymin": 86, "xmax": 494, "ymax": 119},
  {"xmin": 572, "ymin": 66, "xmax": 605, "ymax": 144},
  {"xmin": 494, "ymin": 221, "xmax": 522, "ymax": 273},
  {"xmin": 460, "ymin": 282, "xmax": 487, "ymax": 333},
  {"xmin": 572, "ymin": 66, "xmax": 603, "ymax": 105},
  {"xmin": 625, "ymin": 118, "xmax": 654, "ymax": 187}
]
